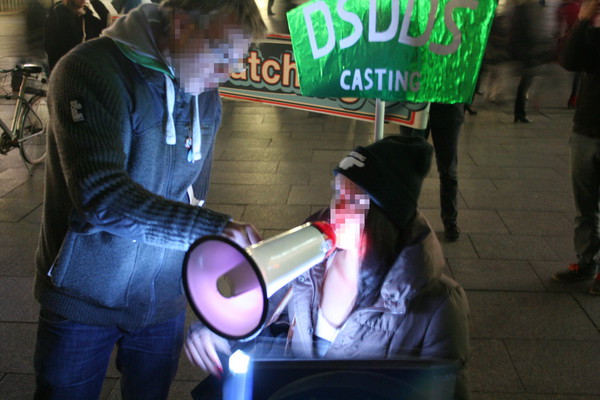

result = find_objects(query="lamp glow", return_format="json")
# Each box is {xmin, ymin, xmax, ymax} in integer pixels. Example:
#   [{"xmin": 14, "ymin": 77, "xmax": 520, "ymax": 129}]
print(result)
[{"xmin": 229, "ymin": 350, "xmax": 250, "ymax": 374}]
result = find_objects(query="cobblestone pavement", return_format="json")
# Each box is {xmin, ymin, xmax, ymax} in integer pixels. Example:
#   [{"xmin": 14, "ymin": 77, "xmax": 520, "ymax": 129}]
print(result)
[{"xmin": 1, "ymin": 1, "xmax": 599, "ymax": 399}]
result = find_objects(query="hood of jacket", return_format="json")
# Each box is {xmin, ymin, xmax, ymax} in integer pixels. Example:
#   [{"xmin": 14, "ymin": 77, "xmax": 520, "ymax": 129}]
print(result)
[
  {"xmin": 102, "ymin": 3, "xmax": 173, "ymax": 77},
  {"xmin": 102, "ymin": 3, "xmax": 204, "ymax": 162}
]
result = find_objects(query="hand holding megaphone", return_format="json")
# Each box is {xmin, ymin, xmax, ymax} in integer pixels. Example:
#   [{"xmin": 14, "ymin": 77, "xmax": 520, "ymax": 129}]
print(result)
[
  {"xmin": 183, "ymin": 221, "xmax": 336, "ymax": 340},
  {"xmin": 222, "ymin": 220, "xmax": 262, "ymax": 248}
]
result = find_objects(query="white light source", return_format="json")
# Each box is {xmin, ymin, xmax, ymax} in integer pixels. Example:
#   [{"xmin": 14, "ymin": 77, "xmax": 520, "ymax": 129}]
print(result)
[{"xmin": 229, "ymin": 350, "xmax": 251, "ymax": 374}]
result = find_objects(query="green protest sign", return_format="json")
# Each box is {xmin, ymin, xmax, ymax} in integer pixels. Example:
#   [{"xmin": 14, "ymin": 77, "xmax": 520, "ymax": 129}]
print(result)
[{"xmin": 287, "ymin": 0, "xmax": 497, "ymax": 103}]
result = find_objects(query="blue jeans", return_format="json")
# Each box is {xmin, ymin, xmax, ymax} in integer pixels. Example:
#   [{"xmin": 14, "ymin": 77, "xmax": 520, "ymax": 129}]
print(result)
[
  {"xmin": 34, "ymin": 308, "xmax": 185, "ymax": 400},
  {"xmin": 570, "ymin": 133, "xmax": 600, "ymax": 272}
]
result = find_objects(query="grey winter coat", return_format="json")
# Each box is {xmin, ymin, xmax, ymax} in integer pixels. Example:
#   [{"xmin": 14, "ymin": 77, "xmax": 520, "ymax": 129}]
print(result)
[{"xmin": 270, "ymin": 211, "xmax": 470, "ymax": 399}]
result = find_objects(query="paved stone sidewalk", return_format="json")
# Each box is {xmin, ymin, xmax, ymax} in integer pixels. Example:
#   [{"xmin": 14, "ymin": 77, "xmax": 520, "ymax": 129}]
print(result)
[{"xmin": 1, "ymin": 1, "xmax": 599, "ymax": 399}]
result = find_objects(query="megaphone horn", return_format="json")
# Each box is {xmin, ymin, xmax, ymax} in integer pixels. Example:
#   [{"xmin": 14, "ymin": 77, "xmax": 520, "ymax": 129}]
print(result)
[{"xmin": 183, "ymin": 221, "xmax": 336, "ymax": 341}]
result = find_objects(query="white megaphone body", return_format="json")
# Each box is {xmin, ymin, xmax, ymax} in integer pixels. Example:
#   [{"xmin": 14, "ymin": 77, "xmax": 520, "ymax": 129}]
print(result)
[{"xmin": 183, "ymin": 221, "xmax": 336, "ymax": 340}]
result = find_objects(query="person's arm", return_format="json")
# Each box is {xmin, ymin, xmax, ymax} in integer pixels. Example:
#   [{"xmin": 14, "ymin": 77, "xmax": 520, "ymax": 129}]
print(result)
[
  {"xmin": 185, "ymin": 284, "xmax": 293, "ymax": 376},
  {"xmin": 185, "ymin": 323, "xmax": 232, "ymax": 377},
  {"xmin": 420, "ymin": 286, "xmax": 471, "ymax": 400},
  {"xmin": 579, "ymin": 0, "xmax": 600, "ymax": 22},
  {"xmin": 561, "ymin": 0, "xmax": 600, "ymax": 71},
  {"xmin": 50, "ymin": 51, "xmax": 258, "ymax": 250}
]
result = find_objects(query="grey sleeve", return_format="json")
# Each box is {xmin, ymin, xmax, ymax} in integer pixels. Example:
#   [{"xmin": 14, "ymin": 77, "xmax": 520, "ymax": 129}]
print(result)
[{"xmin": 49, "ymin": 53, "xmax": 230, "ymax": 251}]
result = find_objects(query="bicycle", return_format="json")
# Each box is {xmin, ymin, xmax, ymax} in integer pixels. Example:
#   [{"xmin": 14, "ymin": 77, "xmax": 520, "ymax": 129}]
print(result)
[{"xmin": 0, "ymin": 63, "xmax": 49, "ymax": 171}]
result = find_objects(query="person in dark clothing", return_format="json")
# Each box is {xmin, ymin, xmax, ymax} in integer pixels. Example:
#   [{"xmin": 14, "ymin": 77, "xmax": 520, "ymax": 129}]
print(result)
[
  {"xmin": 557, "ymin": 0, "xmax": 583, "ymax": 108},
  {"xmin": 552, "ymin": 0, "xmax": 600, "ymax": 296},
  {"xmin": 481, "ymin": 12, "xmax": 510, "ymax": 103},
  {"xmin": 25, "ymin": 0, "xmax": 49, "ymax": 64},
  {"xmin": 400, "ymin": 103, "xmax": 465, "ymax": 242},
  {"xmin": 43, "ymin": 0, "xmax": 113, "ymax": 73},
  {"xmin": 508, "ymin": 0, "xmax": 550, "ymax": 123},
  {"xmin": 11, "ymin": 0, "xmax": 50, "ymax": 92}
]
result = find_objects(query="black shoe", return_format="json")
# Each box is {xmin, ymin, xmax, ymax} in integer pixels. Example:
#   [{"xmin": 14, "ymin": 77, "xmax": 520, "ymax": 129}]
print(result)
[
  {"xmin": 514, "ymin": 116, "xmax": 532, "ymax": 123},
  {"xmin": 444, "ymin": 223, "xmax": 460, "ymax": 242},
  {"xmin": 552, "ymin": 263, "xmax": 597, "ymax": 282}
]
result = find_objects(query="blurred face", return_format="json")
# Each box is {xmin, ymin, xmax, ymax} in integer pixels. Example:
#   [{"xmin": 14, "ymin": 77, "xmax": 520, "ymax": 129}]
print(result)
[
  {"xmin": 169, "ymin": 11, "xmax": 252, "ymax": 95},
  {"xmin": 330, "ymin": 174, "xmax": 370, "ymax": 251}
]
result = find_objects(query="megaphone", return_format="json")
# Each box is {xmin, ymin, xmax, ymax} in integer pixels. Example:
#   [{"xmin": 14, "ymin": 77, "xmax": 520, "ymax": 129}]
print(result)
[{"xmin": 183, "ymin": 221, "xmax": 336, "ymax": 341}]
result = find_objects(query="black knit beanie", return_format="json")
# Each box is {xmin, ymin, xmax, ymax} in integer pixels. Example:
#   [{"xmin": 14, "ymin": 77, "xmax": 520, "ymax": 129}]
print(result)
[{"xmin": 333, "ymin": 135, "xmax": 433, "ymax": 231}]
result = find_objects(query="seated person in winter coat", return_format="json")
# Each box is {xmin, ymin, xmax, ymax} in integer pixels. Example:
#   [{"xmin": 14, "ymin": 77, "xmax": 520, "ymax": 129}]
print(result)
[{"xmin": 185, "ymin": 136, "xmax": 471, "ymax": 400}]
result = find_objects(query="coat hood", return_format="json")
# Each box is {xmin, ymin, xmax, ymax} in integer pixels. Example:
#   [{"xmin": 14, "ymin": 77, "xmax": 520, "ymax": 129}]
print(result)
[
  {"xmin": 102, "ymin": 4, "xmax": 204, "ymax": 162},
  {"xmin": 102, "ymin": 3, "xmax": 173, "ymax": 77}
]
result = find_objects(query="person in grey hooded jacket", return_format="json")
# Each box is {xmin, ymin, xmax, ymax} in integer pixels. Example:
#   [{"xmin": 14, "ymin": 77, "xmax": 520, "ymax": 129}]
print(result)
[
  {"xmin": 33, "ymin": 1, "xmax": 267, "ymax": 399},
  {"xmin": 186, "ymin": 136, "xmax": 471, "ymax": 400}
]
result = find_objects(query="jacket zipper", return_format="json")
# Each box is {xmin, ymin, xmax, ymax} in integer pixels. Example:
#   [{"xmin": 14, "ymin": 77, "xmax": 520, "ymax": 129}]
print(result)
[{"xmin": 147, "ymin": 130, "xmax": 175, "ymax": 323}]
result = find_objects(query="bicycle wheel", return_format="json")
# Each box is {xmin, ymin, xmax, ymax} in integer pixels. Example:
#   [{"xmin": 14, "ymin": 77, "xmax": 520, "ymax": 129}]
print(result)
[{"xmin": 18, "ymin": 94, "xmax": 48, "ymax": 164}]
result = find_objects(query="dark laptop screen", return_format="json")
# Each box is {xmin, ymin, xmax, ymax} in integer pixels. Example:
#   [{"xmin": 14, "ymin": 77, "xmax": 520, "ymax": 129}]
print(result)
[{"xmin": 223, "ymin": 354, "xmax": 458, "ymax": 400}]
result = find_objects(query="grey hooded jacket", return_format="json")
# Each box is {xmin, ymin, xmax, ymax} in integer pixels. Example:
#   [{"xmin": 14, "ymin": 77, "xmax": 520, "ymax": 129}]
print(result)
[
  {"xmin": 34, "ymin": 4, "xmax": 231, "ymax": 331},
  {"xmin": 270, "ymin": 211, "xmax": 470, "ymax": 399}
]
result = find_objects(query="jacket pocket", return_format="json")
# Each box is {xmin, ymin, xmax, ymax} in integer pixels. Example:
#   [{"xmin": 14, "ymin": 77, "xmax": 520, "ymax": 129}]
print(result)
[
  {"xmin": 131, "ymin": 112, "xmax": 161, "ymax": 136},
  {"xmin": 48, "ymin": 231, "xmax": 140, "ymax": 308}
]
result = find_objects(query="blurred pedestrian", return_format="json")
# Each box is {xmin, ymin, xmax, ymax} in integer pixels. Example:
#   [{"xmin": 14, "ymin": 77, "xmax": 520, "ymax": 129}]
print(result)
[
  {"xmin": 507, "ymin": 0, "xmax": 552, "ymax": 123},
  {"xmin": 24, "ymin": 0, "xmax": 49, "ymax": 66},
  {"xmin": 43, "ymin": 0, "xmax": 116, "ymax": 73},
  {"xmin": 400, "ymin": 103, "xmax": 465, "ymax": 242},
  {"xmin": 11, "ymin": 0, "xmax": 50, "ymax": 93},
  {"xmin": 481, "ymin": 12, "xmax": 510, "ymax": 103}
]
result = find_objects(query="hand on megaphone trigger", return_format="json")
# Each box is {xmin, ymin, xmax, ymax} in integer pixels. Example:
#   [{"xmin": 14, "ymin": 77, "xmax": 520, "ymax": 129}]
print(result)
[
  {"xmin": 222, "ymin": 220, "xmax": 261, "ymax": 248},
  {"xmin": 184, "ymin": 323, "xmax": 231, "ymax": 378}
]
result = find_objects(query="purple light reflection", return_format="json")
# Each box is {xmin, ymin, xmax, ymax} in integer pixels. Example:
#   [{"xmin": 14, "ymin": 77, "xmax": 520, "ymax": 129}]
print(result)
[{"xmin": 185, "ymin": 238, "xmax": 267, "ymax": 339}]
